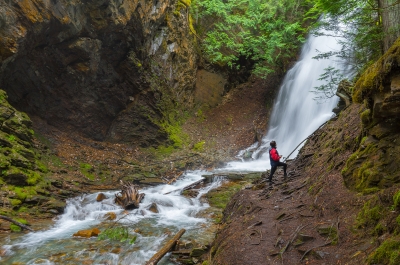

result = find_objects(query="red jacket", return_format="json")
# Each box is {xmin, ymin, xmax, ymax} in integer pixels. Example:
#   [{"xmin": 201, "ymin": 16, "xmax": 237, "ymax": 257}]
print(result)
[{"xmin": 269, "ymin": 148, "xmax": 280, "ymax": 162}]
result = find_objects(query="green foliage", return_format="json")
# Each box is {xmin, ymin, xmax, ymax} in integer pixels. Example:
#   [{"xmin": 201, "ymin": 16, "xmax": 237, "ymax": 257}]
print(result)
[
  {"xmin": 312, "ymin": 66, "xmax": 344, "ymax": 101},
  {"xmin": 192, "ymin": 0, "xmax": 311, "ymax": 77},
  {"xmin": 98, "ymin": 227, "xmax": 137, "ymax": 244},
  {"xmin": 367, "ymin": 237, "xmax": 400, "ymax": 265},
  {"xmin": 393, "ymin": 190, "xmax": 400, "ymax": 208},
  {"xmin": 309, "ymin": 0, "xmax": 383, "ymax": 73},
  {"xmin": 193, "ymin": 140, "xmax": 206, "ymax": 151}
]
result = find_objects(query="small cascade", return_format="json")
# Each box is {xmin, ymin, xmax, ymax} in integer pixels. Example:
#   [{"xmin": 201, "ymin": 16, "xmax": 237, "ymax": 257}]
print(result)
[
  {"xmin": 0, "ymin": 171, "xmax": 223, "ymax": 265},
  {"xmin": 226, "ymin": 32, "xmax": 348, "ymax": 171}
]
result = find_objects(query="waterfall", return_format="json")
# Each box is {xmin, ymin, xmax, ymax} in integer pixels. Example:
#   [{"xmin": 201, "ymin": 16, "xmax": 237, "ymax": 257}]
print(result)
[{"xmin": 225, "ymin": 32, "xmax": 347, "ymax": 171}]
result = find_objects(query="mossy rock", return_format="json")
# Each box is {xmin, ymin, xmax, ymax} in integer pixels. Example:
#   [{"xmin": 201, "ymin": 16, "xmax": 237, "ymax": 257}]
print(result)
[
  {"xmin": 367, "ymin": 237, "xmax": 400, "ymax": 265},
  {"xmin": 43, "ymin": 199, "xmax": 66, "ymax": 214},
  {"xmin": 2, "ymin": 166, "xmax": 31, "ymax": 185},
  {"xmin": 353, "ymin": 37, "xmax": 400, "ymax": 103}
]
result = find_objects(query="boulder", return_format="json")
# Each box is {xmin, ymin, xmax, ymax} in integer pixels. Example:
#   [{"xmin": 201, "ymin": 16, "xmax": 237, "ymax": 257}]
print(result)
[
  {"xmin": 73, "ymin": 228, "xmax": 101, "ymax": 238},
  {"xmin": 96, "ymin": 193, "xmax": 108, "ymax": 202},
  {"xmin": 148, "ymin": 203, "xmax": 159, "ymax": 213},
  {"xmin": 104, "ymin": 212, "xmax": 116, "ymax": 221}
]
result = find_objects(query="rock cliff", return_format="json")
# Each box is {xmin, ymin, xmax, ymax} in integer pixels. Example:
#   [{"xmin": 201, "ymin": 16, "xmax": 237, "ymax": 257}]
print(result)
[{"xmin": 0, "ymin": 0, "xmax": 197, "ymax": 146}]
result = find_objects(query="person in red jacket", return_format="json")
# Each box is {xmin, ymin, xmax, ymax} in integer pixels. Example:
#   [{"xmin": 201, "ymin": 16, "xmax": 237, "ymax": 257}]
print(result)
[{"xmin": 268, "ymin": 141, "xmax": 287, "ymax": 186}]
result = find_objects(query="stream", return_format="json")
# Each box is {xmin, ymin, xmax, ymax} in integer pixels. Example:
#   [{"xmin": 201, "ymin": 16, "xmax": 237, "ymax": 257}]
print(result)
[
  {"xmin": 0, "ymin": 172, "xmax": 223, "ymax": 264},
  {"xmin": 0, "ymin": 27, "xmax": 348, "ymax": 265}
]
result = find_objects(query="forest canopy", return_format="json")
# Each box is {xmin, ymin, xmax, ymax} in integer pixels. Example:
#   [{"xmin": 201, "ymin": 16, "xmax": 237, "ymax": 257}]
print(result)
[
  {"xmin": 191, "ymin": 0, "xmax": 314, "ymax": 77},
  {"xmin": 191, "ymin": 0, "xmax": 400, "ymax": 79}
]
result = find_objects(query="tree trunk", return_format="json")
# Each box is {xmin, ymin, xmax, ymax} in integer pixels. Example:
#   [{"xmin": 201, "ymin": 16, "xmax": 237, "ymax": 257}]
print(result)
[
  {"xmin": 114, "ymin": 181, "xmax": 145, "ymax": 210},
  {"xmin": 146, "ymin": 229, "xmax": 186, "ymax": 265},
  {"xmin": 379, "ymin": 0, "xmax": 400, "ymax": 51}
]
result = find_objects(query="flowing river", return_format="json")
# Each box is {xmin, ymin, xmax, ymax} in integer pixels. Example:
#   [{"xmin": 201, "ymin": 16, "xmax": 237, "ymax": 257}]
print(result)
[
  {"xmin": 0, "ymin": 172, "xmax": 223, "ymax": 264},
  {"xmin": 0, "ymin": 29, "xmax": 348, "ymax": 265}
]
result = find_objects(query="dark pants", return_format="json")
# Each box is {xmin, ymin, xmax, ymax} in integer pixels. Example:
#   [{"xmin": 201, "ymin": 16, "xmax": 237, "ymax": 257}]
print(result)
[{"xmin": 268, "ymin": 161, "xmax": 287, "ymax": 182}]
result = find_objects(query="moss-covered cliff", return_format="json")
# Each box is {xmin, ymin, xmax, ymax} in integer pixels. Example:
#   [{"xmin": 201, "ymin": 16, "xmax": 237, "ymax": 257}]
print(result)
[
  {"xmin": 343, "ymin": 37, "xmax": 400, "ymax": 192},
  {"xmin": 0, "ymin": 89, "xmax": 69, "ymax": 224}
]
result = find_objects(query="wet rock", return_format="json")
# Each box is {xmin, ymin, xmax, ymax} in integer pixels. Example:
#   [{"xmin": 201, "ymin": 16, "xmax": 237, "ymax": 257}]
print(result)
[
  {"xmin": 51, "ymin": 180, "xmax": 63, "ymax": 188},
  {"xmin": 96, "ymin": 193, "xmax": 108, "ymax": 202},
  {"xmin": 44, "ymin": 199, "xmax": 66, "ymax": 214},
  {"xmin": 104, "ymin": 212, "xmax": 116, "ymax": 221},
  {"xmin": 182, "ymin": 190, "xmax": 199, "ymax": 198},
  {"xmin": 148, "ymin": 203, "xmax": 159, "ymax": 213},
  {"xmin": 111, "ymin": 247, "xmax": 122, "ymax": 254},
  {"xmin": 190, "ymin": 246, "xmax": 208, "ymax": 257},
  {"xmin": 48, "ymin": 209, "xmax": 59, "ymax": 214},
  {"xmin": 242, "ymin": 150, "xmax": 253, "ymax": 161},
  {"xmin": 73, "ymin": 228, "xmax": 101, "ymax": 238}
]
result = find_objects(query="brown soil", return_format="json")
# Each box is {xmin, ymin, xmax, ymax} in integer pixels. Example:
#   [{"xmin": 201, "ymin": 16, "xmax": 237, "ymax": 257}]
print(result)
[
  {"xmin": 29, "ymin": 76, "xmax": 281, "ymax": 194},
  {"xmin": 209, "ymin": 104, "xmax": 378, "ymax": 265},
  {"xmin": 182, "ymin": 76, "xmax": 281, "ymax": 157}
]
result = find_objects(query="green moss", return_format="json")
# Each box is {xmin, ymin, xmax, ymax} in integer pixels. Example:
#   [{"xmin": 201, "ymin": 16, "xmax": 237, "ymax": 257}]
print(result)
[
  {"xmin": 360, "ymin": 109, "xmax": 371, "ymax": 125},
  {"xmin": 193, "ymin": 141, "xmax": 205, "ymax": 151},
  {"xmin": 374, "ymin": 222, "xmax": 387, "ymax": 236},
  {"xmin": 9, "ymin": 218, "xmax": 28, "ymax": 233},
  {"xmin": 356, "ymin": 200, "xmax": 383, "ymax": 229},
  {"xmin": 27, "ymin": 170, "xmax": 42, "ymax": 185},
  {"xmin": 10, "ymin": 199, "xmax": 22, "ymax": 206},
  {"xmin": 367, "ymin": 237, "xmax": 400, "ymax": 265},
  {"xmin": 353, "ymin": 37, "xmax": 400, "ymax": 103},
  {"xmin": 207, "ymin": 182, "xmax": 242, "ymax": 210},
  {"xmin": 35, "ymin": 160, "xmax": 48, "ymax": 173},
  {"xmin": 362, "ymin": 187, "xmax": 380, "ymax": 195},
  {"xmin": 79, "ymin": 162, "xmax": 95, "ymax": 181},
  {"xmin": 360, "ymin": 136, "xmax": 368, "ymax": 145},
  {"xmin": 10, "ymin": 224, "xmax": 22, "ymax": 232},
  {"xmin": 393, "ymin": 190, "xmax": 400, "ymax": 208},
  {"xmin": 396, "ymin": 215, "xmax": 400, "ymax": 226},
  {"xmin": 7, "ymin": 134, "xmax": 16, "ymax": 142}
]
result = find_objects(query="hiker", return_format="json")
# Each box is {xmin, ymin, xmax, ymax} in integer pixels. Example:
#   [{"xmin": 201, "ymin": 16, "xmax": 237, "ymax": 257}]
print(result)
[{"xmin": 268, "ymin": 141, "xmax": 287, "ymax": 185}]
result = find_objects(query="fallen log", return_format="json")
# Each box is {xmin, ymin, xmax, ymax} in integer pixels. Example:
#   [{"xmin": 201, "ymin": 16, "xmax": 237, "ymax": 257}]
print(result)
[
  {"xmin": 115, "ymin": 181, "xmax": 145, "ymax": 210},
  {"xmin": 163, "ymin": 179, "xmax": 204, "ymax": 195},
  {"xmin": 0, "ymin": 215, "xmax": 33, "ymax": 231},
  {"xmin": 146, "ymin": 228, "xmax": 186, "ymax": 265}
]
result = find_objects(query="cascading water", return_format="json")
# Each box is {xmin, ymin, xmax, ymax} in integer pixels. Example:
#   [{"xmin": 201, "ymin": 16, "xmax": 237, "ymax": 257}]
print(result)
[
  {"xmin": 0, "ymin": 24, "xmax": 349, "ymax": 265},
  {"xmin": 0, "ymin": 171, "xmax": 222, "ymax": 265},
  {"xmin": 225, "ymin": 32, "xmax": 348, "ymax": 171}
]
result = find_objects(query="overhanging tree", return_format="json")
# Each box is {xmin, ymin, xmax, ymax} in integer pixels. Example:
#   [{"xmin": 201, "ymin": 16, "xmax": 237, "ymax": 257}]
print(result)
[{"xmin": 191, "ymin": 0, "xmax": 314, "ymax": 77}]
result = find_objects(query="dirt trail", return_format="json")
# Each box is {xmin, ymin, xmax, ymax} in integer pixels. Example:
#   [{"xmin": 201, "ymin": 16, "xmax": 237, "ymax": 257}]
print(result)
[{"xmin": 209, "ymin": 104, "xmax": 377, "ymax": 265}]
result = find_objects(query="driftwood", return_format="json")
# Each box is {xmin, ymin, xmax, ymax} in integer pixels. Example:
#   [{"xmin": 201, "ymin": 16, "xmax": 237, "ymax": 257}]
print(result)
[
  {"xmin": 0, "ymin": 215, "xmax": 33, "ymax": 231},
  {"xmin": 146, "ymin": 229, "xmax": 186, "ymax": 265},
  {"xmin": 163, "ymin": 179, "xmax": 204, "ymax": 195},
  {"xmin": 115, "ymin": 181, "xmax": 145, "ymax": 210}
]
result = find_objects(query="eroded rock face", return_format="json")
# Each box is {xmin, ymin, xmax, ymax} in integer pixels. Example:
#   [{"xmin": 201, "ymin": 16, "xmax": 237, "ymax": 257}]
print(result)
[
  {"xmin": 0, "ymin": 0, "xmax": 197, "ymax": 146},
  {"xmin": 343, "ymin": 39, "xmax": 400, "ymax": 190}
]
